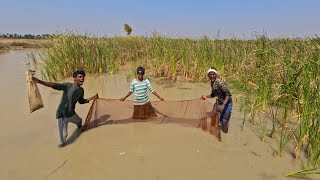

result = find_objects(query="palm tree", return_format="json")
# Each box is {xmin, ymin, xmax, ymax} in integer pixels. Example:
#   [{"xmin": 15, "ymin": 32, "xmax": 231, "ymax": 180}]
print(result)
[{"xmin": 123, "ymin": 24, "xmax": 133, "ymax": 36}]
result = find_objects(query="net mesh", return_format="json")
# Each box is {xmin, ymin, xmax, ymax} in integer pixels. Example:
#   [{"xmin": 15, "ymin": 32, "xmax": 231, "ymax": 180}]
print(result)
[{"xmin": 83, "ymin": 98, "xmax": 221, "ymax": 141}]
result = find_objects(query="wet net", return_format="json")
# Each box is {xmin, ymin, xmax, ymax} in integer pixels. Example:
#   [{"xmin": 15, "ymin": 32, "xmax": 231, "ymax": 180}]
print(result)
[{"xmin": 83, "ymin": 98, "xmax": 222, "ymax": 141}]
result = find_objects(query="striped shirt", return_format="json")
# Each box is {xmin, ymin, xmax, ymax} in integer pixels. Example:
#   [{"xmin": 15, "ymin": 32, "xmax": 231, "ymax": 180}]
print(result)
[{"xmin": 130, "ymin": 78, "xmax": 154, "ymax": 104}]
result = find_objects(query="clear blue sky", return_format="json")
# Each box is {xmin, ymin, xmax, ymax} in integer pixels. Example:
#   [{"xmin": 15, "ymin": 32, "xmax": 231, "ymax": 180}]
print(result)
[{"xmin": 0, "ymin": 0, "xmax": 319, "ymax": 38}]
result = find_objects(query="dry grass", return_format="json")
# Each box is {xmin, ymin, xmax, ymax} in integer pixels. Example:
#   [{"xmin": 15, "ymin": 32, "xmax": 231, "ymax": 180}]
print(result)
[{"xmin": 0, "ymin": 38, "xmax": 50, "ymax": 49}]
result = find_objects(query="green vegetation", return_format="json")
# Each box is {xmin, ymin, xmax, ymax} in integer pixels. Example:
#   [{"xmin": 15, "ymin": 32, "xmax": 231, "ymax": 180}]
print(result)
[
  {"xmin": 0, "ymin": 33, "xmax": 53, "ymax": 39},
  {"xmin": 123, "ymin": 24, "xmax": 133, "ymax": 36},
  {"xmin": 31, "ymin": 32, "xmax": 320, "ymax": 172},
  {"xmin": 286, "ymin": 167, "xmax": 320, "ymax": 176}
]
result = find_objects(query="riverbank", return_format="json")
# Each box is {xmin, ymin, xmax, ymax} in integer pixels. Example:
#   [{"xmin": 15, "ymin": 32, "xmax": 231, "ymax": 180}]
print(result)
[
  {"xmin": 1, "ymin": 50, "xmax": 318, "ymax": 179},
  {"xmin": 0, "ymin": 38, "xmax": 49, "ymax": 50},
  {"xmin": 2, "ymin": 34, "xmax": 319, "ymax": 172},
  {"xmin": 33, "ymin": 34, "xmax": 320, "ymax": 172}
]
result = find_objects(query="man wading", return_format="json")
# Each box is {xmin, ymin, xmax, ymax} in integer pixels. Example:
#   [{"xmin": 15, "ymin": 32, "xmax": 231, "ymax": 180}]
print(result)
[
  {"xmin": 201, "ymin": 67, "xmax": 232, "ymax": 133},
  {"xmin": 33, "ymin": 70, "xmax": 98, "ymax": 147}
]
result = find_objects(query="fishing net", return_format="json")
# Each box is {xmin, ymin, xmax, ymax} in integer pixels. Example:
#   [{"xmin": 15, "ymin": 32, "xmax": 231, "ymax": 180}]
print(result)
[{"xmin": 83, "ymin": 98, "xmax": 221, "ymax": 141}]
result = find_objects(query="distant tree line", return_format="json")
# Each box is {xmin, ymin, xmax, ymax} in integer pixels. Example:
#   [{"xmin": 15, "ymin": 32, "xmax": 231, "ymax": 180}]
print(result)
[{"xmin": 0, "ymin": 33, "xmax": 54, "ymax": 39}]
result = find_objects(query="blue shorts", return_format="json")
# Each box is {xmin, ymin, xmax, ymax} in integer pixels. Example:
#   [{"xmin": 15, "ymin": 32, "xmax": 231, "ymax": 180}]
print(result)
[{"xmin": 213, "ymin": 100, "xmax": 232, "ymax": 123}]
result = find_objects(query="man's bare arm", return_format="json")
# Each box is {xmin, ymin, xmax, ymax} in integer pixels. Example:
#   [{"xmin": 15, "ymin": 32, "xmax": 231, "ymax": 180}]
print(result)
[{"xmin": 32, "ymin": 77, "xmax": 55, "ymax": 88}]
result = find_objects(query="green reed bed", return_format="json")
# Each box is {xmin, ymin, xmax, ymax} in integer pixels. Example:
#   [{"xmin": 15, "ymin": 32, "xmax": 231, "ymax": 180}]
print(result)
[
  {"xmin": 32, "ymin": 33, "xmax": 320, "ymax": 173},
  {"xmin": 235, "ymin": 37, "xmax": 320, "ymax": 174}
]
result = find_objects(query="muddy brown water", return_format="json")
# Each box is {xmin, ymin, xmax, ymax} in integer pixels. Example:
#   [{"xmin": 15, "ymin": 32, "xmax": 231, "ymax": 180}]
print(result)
[{"xmin": 0, "ymin": 50, "xmax": 313, "ymax": 180}]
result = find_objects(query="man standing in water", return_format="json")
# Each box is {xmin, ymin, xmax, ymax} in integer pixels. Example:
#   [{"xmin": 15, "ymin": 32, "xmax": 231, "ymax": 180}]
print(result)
[
  {"xmin": 201, "ymin": 67, "xmax": 232, "ymax": 133},
  {"xmin": 33, "ymin": 70, "xmax": 98, "ymax": 147}
]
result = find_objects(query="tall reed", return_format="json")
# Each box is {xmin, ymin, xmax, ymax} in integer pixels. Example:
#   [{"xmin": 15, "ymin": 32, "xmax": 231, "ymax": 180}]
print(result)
[{"xmin": 32, "ymin": 32, "xmax": 320, "ymax": 169}]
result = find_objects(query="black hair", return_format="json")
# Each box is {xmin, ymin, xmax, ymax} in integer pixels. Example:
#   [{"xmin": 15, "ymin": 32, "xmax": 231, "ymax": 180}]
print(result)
[
  {"xmin": 210, "ymin": 67, "xmax": 217, "ymax": 71},
  {"xmin": 73, "ymin": 70, "xmax": 86, "ymax": 78},
  {"xmin": 136, "ymin": 66, "xmax": 145, "ymax": 75}
]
